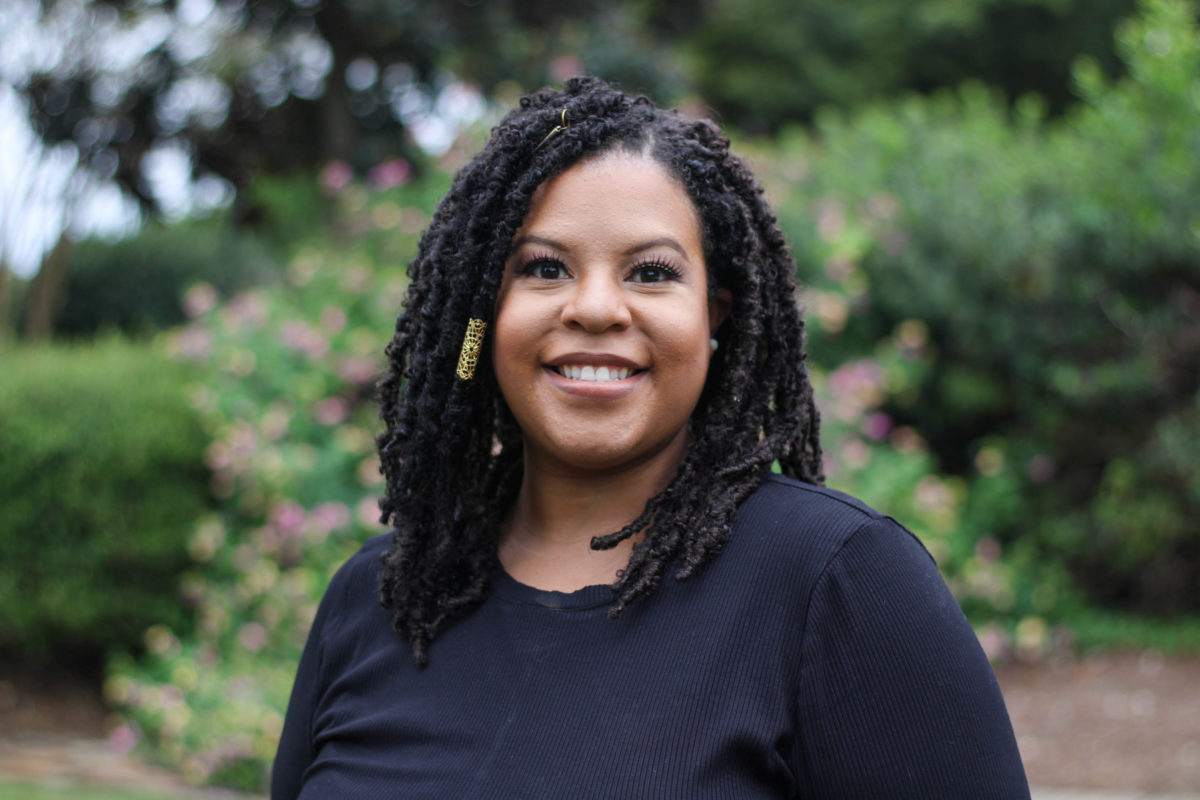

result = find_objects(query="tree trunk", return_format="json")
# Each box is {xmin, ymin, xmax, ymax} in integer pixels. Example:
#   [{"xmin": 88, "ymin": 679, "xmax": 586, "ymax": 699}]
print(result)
[
  {"xmin": 0, "ymin": 263, "xmax": 12, "ymax": 342},
  {"xmin": 314, "ymin": 4, "xmax": 358, "ymax": 164},
  {"xmin": 22, "ymin": 234, "xmax": 72, "ymax": 341}
]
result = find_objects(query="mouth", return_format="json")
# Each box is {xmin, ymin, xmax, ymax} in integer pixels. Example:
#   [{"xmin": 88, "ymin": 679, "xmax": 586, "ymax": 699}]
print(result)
[{"xmin": 550, "ymin": 364, "xmax": 644, "ymax": 382}]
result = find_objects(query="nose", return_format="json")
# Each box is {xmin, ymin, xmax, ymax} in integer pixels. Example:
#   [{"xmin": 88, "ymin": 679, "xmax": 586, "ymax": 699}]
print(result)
[{"xmin": 560, "ymin": 270, "xmax": 632, "ymax": 333}]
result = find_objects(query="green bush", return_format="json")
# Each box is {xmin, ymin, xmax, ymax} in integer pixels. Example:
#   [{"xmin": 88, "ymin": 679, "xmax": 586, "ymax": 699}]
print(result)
[
  {"xmin": 0, "ymin": 338, "xmax": 211, "ymax": 659},
  {"xmin": 685, "ymin": 0, "xmax": 1137, "ymax": 131},
  {"xmin": 111, "ymin": 176, "xmax": 426, "ymax": 790},
  {"xmin": 52, "ymin": 217, "xmax": 282, "ymax": 339},
  {"xmin": 770, "ymin": 0, "xmax": 1200, "ymax": 613}
]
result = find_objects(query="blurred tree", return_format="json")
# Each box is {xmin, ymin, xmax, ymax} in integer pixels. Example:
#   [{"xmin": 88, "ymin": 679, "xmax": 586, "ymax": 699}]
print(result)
[
  {"xmin": 7, "ymin": 0, "xmax": 696, "ymax": 220},
  {"xmin": 684, "ymin": 0, "xmax": 1139, "ymax": 132},
  {"xmin": 1, "ymin": 0, "xmax": 697, "ymax": 334}
]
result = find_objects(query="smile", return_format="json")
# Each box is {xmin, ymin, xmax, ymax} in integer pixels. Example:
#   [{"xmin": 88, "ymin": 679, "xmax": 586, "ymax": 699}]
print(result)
[{"xmin": 552, "ymin": 365, "xmax": 638, "ymax": 382}]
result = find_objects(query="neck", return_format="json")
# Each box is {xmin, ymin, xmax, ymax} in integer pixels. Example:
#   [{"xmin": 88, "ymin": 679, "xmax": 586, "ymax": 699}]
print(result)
[{"xmin": 499, "ymin": 436, "xmax": 687, "ymax": 591}]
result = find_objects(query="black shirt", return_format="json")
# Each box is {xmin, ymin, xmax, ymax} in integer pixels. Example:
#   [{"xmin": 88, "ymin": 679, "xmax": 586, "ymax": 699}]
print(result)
[{"xmin": 272, "ymin": 475, "xmax": 1029, "ymax": 798}]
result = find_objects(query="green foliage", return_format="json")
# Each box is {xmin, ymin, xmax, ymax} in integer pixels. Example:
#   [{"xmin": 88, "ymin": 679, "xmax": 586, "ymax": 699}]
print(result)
[
  {"xmin": 111, "ymin": 175, "xmax": 425, "ymax": 791},
  {"xmin": 9, "ymin": 0, "xmax": 696, "ymax": 218},
  {"xmin": 685, "ymin": 0, "xmax": 1138, "ymax": 130},
  {"xmin": 0, "ymin": 338, "xmax": 210, "ymax": 659},
  {"xmin": 53, "ymin": 218, "xmax": 282, "ymax": 339},
  {"xmin": 1064, "ymin": 609, "xmax": 1200, "ymax": 654},
  {"xmin": 0, "ymin": 783, "xmax": 182, "ymax": 800},
  {"xmin": 770, "ymin": 0, "xmax": 1200, "ymax": 614},
  {"xmin": 0, "ymin": 781, "xmax": 245, "ymax": 800}
]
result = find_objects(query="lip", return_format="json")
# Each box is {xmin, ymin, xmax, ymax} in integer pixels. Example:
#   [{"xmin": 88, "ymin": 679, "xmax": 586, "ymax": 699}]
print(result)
[{"xmin": 541, "ymin": 352, "xmax": 646, "ymax": 400}]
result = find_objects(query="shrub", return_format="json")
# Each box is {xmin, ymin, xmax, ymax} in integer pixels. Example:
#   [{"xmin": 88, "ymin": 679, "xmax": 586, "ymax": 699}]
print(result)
[
  {"xmin": 0, "ymin": 338, "xmax": 211, "ymax": 660},
  {"xmin": 769, "ymin": 0, "xmax": 1200, "ymax": 613},
  {"xmin": 111, "ymin": 176, "xmax": 425, "ymax": 791},
  {"xmin": 52, "ymin": 217, "xmax": 282, "ymax": 339}
]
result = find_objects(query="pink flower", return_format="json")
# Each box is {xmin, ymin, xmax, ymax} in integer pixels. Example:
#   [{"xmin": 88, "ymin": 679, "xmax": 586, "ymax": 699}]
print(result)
[
  {"xmin": 320, "ymin": 160, "xmax": 353, "ymax": 195},
  {"xmin": 975, "ymin": 537, "xmax": 1002, "ymax": 563},
  {"xmin": 237, "ymin": 622, "xmax": 268, "ymax": 653},
  {"xmin": 107, "ymin": 724, "xmax": 141, "ymax": 755},
  {"xmin": 336, "ymin": 356, "xmax": 379, "ymax": 385},
  {"xmin": 861, "ymin": 412, "xmax": 893, "ymax": 441},
  {"xmin": 279, "ymin": 321, "xmax": 329, "ymax": 360},
  {"xmin": 270, "ymin": 500, "xmax": 306, "ymax": 537},
  {"xmin": 550, "ymin": 56, "xmax": 584, "ymax": 82},
  {"xmin": 225, "ymin": 291, "xmax": 269, "ymax": 330},
  {"xmin": 839, "ymin": 439, "xmax": 871, "ymax": 470},
  {"xmin": 889, "ymin": 426, "xmax": 924, "ymax": 453},
  {"xmin": 204, "ymin": 441, "xmax": 231, "ymax": 471},
  {"xmin": 176, "ymin": 327, "xmax": 212, "ymax": 360},
  {"xmin": 976, "ymin": 625, "xmax": 1011, "ymax": 663},
  {"xmin": 315, "ymin": 397, "xmax": 349, "ymax": 426},
  {"xmin": 183, "ymin": 283, "xmax": 218, "ymax": 318},
  {"xmin": 367, "ymin": 158, "xmax": 412, "ymax": 190},
  {"xmin": 320, "ymin": 306, "xmax": 347, "ymax": 334},
  {"xmin": 357, "ymin": 496, "xmax": 385, "ymax": 530},
  {"xmin": 311, "ymin": 501, "xmax": 351, "ymax": 534}
]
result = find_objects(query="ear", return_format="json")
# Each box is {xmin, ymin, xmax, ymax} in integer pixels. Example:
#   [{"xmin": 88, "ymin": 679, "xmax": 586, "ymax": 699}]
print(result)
[{"xmin": 708, "ymin": 288, "xmax": 732, "ymax": 334}]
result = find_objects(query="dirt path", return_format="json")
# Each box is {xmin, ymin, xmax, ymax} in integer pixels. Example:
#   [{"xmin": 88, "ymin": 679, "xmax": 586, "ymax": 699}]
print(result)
[
  {"xmin": 996, "ymin": 652, "xmax": 1200, "ymax": 794},
  {"xmin": 2, "ymin": 652, "xmax": 1198, "ymax": 796}
]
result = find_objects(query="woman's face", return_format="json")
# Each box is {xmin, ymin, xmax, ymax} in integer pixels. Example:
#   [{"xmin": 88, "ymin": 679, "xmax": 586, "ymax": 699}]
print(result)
[{"xmin": 493, "ymin": 152, "xmax": 731, "ymax": 476}]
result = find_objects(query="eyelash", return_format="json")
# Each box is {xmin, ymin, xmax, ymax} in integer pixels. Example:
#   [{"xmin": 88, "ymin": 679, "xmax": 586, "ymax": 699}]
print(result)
[
  {"xmin": 628, "ymin": 258, "xmax": 682, "ymax": 283},
  {"xmin": 515, "ymin": 254, "xmax": 683, "ymax": 283},
  {"xmin": 516, "ymin": 253, "xmax": 565, "ymax": 279}
]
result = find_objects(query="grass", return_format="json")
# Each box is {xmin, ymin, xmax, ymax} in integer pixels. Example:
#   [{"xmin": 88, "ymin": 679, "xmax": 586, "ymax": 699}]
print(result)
[
  {"xmin": 0, "ymin": 780, "xmax": 264, "ymax": 800},
  {"xmin": 0, "ymin": 782, "xmax": 182, "ymax": 800},
  {"xmin": 1066, "ymin": 609, "xmax": 1200, "ymax": 655}
]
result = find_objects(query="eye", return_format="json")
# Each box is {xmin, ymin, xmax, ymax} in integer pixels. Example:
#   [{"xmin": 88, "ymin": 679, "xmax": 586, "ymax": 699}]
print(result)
[
  {"xmin": 629, "ymin": 261, "xmax": 681, "ymax": 284},
  {"xmin": 521, "ymin": 257, "xmax": 568, "ymax": 280}
]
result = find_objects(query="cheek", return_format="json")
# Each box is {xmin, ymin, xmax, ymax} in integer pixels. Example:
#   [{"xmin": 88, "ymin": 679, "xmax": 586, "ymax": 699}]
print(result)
[
  {"xmin": 494, "ymin": 297, "xmax": 545, "ymax": 359},
  {"xmin": 654, "ymin": 308, "xmax": 714, "ymax": 362}
]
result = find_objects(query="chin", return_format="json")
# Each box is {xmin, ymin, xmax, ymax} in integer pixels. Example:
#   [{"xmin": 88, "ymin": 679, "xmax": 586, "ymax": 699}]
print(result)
[{"xmin": 539, "ymin": 429, "xmax": 688, "ymax": 475}]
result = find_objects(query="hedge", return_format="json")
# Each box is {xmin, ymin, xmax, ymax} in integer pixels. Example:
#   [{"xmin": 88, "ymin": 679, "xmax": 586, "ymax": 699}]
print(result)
[{"xmin": 0, "ymin": 338, "xmax": 211, "ymax": 659}]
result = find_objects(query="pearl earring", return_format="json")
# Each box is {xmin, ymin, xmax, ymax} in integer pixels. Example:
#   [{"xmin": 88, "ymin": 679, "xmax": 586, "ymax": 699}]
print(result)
[{"xmin": 710, "ymin": 338, "xmax": 719, "ymax": 352}]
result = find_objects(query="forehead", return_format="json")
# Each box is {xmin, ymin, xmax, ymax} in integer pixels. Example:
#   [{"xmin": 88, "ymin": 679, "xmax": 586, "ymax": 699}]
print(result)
[{"xmin": 517, "ymin": 153, "xmax": 702, "ymax": 246}]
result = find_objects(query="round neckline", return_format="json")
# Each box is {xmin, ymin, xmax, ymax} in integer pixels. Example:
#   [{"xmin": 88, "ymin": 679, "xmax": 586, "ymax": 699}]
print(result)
[{"xmin": 491, "ymin": 566, "xmax": 615, "ymax": 610}]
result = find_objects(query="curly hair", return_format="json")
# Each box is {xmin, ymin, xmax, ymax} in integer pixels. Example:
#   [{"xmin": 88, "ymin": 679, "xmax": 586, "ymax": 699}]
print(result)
[{"xmin": 376, "ymin": 77, "xmax": 823, "ymax": 665}]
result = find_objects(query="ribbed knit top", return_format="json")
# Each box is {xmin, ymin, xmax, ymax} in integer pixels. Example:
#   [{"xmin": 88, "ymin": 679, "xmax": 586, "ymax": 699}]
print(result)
[{"xmin": 271, "ymin": 475, "xmax": 1030, "ymax": 799}]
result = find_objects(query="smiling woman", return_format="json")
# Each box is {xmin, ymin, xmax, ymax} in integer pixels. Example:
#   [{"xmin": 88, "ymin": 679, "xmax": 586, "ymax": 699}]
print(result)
[
  {"xmin": 494, "ymin": 153, "xmax": 730, "ymax": 591},
  {"xmin": 271, "ymin": 77, "xmax": 1031, "ymax": 799}
]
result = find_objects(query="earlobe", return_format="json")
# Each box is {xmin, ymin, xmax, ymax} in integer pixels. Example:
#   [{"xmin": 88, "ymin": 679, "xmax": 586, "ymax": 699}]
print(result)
[{"xmin": 709, "ymin": 288, "xmax": 733, "ymax": 335}]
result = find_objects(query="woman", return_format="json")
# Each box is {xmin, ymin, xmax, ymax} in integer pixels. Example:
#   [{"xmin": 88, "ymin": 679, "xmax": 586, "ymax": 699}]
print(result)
[{"xmin": 272, "ymin": 77, "xmax": 1029, "ymax": 798}]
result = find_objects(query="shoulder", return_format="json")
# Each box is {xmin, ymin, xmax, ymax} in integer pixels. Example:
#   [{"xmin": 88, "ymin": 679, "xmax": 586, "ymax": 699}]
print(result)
[
  {"xmin": 745, "ymin": 473, "xmax": 890, "ymax": 523},
  {"xmin": 314, "ymin": 532, "xmax": 392, "ymax": 626},
  {"xmin": 732, "ymin": 473, "xmax": 934, "ymax": 573}
]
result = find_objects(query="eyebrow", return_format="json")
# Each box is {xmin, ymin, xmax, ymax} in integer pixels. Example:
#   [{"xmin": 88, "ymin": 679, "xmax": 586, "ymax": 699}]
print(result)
[
  {"xmin": 510, "ymin": 234, "xmax": 691, "ymax": 261},
  {"xmin": 511, "ymin": 234, "xmax": 568, "ymax": 252},
  {"xmin": 624, "ymin": 237, "xmax": 690, "ymax": 260}
]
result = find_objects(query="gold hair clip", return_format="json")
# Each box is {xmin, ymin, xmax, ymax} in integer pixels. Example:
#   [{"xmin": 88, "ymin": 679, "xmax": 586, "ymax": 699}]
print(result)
[
  {"xmin": 456, "ymin": 318, "xmax": 487, "ymax": 380},
  {"xmin": 535, "ymin": 107, "xmax": 569, "ymax": 150}
]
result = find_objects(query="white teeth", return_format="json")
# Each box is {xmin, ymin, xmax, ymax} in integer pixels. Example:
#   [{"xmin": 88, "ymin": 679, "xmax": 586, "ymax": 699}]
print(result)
[{"xmin": 556, "ymin": 365, "xmax": 634, "ymax": 382}]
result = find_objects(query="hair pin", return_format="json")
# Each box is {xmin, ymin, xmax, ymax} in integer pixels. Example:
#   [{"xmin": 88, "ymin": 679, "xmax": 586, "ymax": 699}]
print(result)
[
  {"xmin": 456, "ymin": 318, "xmax": 487, "ymax": 380},
  {"xmin": 535, "ymin": 107, "xmax": 569, "ymax": 150}
]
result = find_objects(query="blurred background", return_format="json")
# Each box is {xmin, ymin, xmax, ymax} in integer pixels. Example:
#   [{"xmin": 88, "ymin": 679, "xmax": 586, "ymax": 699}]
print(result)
[{"xmin": 1, "ymin": 0, "xmax": 1198, "ymax": 795}]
